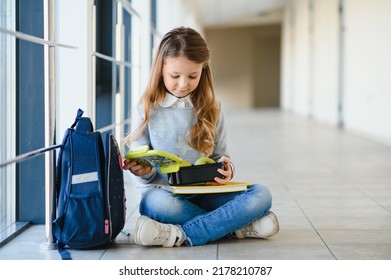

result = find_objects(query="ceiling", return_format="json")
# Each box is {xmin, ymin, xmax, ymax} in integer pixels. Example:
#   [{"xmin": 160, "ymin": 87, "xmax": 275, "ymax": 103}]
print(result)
[{"xmin": 190, "ymin": 0, "xmax": 289, "ymax": 28}]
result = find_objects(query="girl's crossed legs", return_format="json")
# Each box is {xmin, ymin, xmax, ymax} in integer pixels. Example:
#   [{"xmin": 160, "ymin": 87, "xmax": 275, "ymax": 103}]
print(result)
[{"xmin": 138, "ymin": 184, "xmax": 274, "ymax": 246}]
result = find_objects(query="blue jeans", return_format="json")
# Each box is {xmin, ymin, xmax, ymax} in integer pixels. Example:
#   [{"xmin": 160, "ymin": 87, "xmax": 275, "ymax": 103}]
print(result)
[{"xmin": 139, "ymin": 184, "xmax": 272, "ymax": 246}]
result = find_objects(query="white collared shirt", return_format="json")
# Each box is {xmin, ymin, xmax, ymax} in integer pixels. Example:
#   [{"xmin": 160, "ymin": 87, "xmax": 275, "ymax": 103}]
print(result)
[{"xmin": 160, "ymin": 92, "xmax": 194, "ymax": 108}]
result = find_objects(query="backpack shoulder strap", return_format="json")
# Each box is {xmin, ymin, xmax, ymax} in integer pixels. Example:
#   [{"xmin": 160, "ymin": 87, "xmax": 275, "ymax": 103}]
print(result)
[
  {"xmin": 52, "ymin": 108, "xmax": 85, "ymax": 260},
  {"xmin": 54, "ymin": 108, "xmax": 84, "ymax": 205}
]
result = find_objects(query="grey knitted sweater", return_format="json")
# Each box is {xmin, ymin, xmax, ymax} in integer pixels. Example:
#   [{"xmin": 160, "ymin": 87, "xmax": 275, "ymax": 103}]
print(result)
[{"xmin": 129, "ymin": 93, "xmax": 229, "ymax": 192}]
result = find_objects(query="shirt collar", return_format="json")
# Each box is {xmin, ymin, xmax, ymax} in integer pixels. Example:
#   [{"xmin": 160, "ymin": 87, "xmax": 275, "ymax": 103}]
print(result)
[{"xmin": 160, "ymin": 92, "xmax": 193, "ymax": 108}]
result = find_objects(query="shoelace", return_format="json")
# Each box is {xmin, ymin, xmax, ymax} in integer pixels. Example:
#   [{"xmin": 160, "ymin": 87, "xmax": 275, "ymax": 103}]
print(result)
[
  {"xmin": 155, "ymin": 223, "xmax": 179, "ymax": 247},
  {"xmin": 240, "ymin": 224, "xmax": 259, "ymax": 236},
  {"xmin": 155, "ymin": 224, "xmax": 172, "ymax": 242}
]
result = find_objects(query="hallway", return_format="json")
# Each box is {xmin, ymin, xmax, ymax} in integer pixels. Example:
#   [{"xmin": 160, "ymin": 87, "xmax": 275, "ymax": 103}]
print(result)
[{"xmin": 0, "ymin": 109, "xmax": 390, "ymax": 260}]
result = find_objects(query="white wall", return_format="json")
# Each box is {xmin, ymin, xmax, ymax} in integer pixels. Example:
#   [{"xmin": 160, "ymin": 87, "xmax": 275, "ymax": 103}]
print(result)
[
  {"xmin": 281, "ymin": 2, "xmax": 294, "ymax": 110},
  {"xmin": 311, "ymin": 0, "xmax": 339, "ymax": 126},
  {"xmin": 281, "ymin": 0, "xmax": 391, "ymax": 145},
  {"xmin": 291, "ymin": 0, "xmax": 311, "ymax": 116},
  {"xmin": 156, "ymin": 0, "xmax": 203, "ymax": 35},
  {"xmin": 343, "ymin": 0, "xmax": 391, "ymax": 145}
]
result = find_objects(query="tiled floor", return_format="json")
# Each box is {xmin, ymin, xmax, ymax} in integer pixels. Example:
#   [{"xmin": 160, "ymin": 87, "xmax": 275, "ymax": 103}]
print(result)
[{"xmin": 1, "ymin": 109, "xmax": 391, "ymax": 260}]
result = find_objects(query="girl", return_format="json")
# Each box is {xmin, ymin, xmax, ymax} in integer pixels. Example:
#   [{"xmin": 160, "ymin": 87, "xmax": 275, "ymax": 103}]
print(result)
[{"xmin": 123, "ymin": 27, "xmax": 279, "ymax": 247}]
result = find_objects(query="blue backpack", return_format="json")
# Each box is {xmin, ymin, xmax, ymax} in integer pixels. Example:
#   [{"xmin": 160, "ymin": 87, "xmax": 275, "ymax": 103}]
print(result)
[{"xmin": 52, "ymin": 109, "xmax": 126, "ymax": 259}]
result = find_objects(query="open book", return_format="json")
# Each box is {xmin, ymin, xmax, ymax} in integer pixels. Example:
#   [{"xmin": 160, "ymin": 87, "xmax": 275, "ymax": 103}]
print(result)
[{"xmin": 160, "ymin": 182, "xmax": 250, "ymax": 194}]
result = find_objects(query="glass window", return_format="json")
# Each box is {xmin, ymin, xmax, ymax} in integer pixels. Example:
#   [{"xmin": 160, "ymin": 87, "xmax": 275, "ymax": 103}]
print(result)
[
  {"xmin": 0, "ymin": 0, "xmax": 157, "ymax": 245},
  {"xmin": 93, "ymin": 0, "xmax": 142, "ymax": 142},
  {"xmin": 0, "ymin": 0, "xmax": 16, "ymax": 234}
]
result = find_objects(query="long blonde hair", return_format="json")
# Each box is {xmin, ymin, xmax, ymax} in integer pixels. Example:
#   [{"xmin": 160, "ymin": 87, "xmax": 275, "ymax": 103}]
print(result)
[{"xmin": 126, "ymin": 27, "xmax": 219, "ymax": 157}]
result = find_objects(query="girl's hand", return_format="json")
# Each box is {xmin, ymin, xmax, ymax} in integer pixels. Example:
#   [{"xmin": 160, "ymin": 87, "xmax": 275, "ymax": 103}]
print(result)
[
  {"xmin": 214, "ymin": 156, "xmax": 233, "ymax": 185},
  {"xmin": 123, "ymin": 159, "xmax": 152, "ymax": 177}
]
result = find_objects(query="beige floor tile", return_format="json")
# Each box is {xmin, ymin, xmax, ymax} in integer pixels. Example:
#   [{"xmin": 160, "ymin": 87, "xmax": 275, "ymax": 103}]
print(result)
[{"xmin": 1, "ymin": 109, "xmax": 391, "ymax": 260}]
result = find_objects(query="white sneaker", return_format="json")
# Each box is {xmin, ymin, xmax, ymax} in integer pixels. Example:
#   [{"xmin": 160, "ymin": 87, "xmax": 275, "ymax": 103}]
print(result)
[
  {"xmin": 235, "ymin": 211, "xmax": 279, "ymax": 239},
  {"xmin": 134, "ymin": 215, "xmax": 185, "ymax": 247}
]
